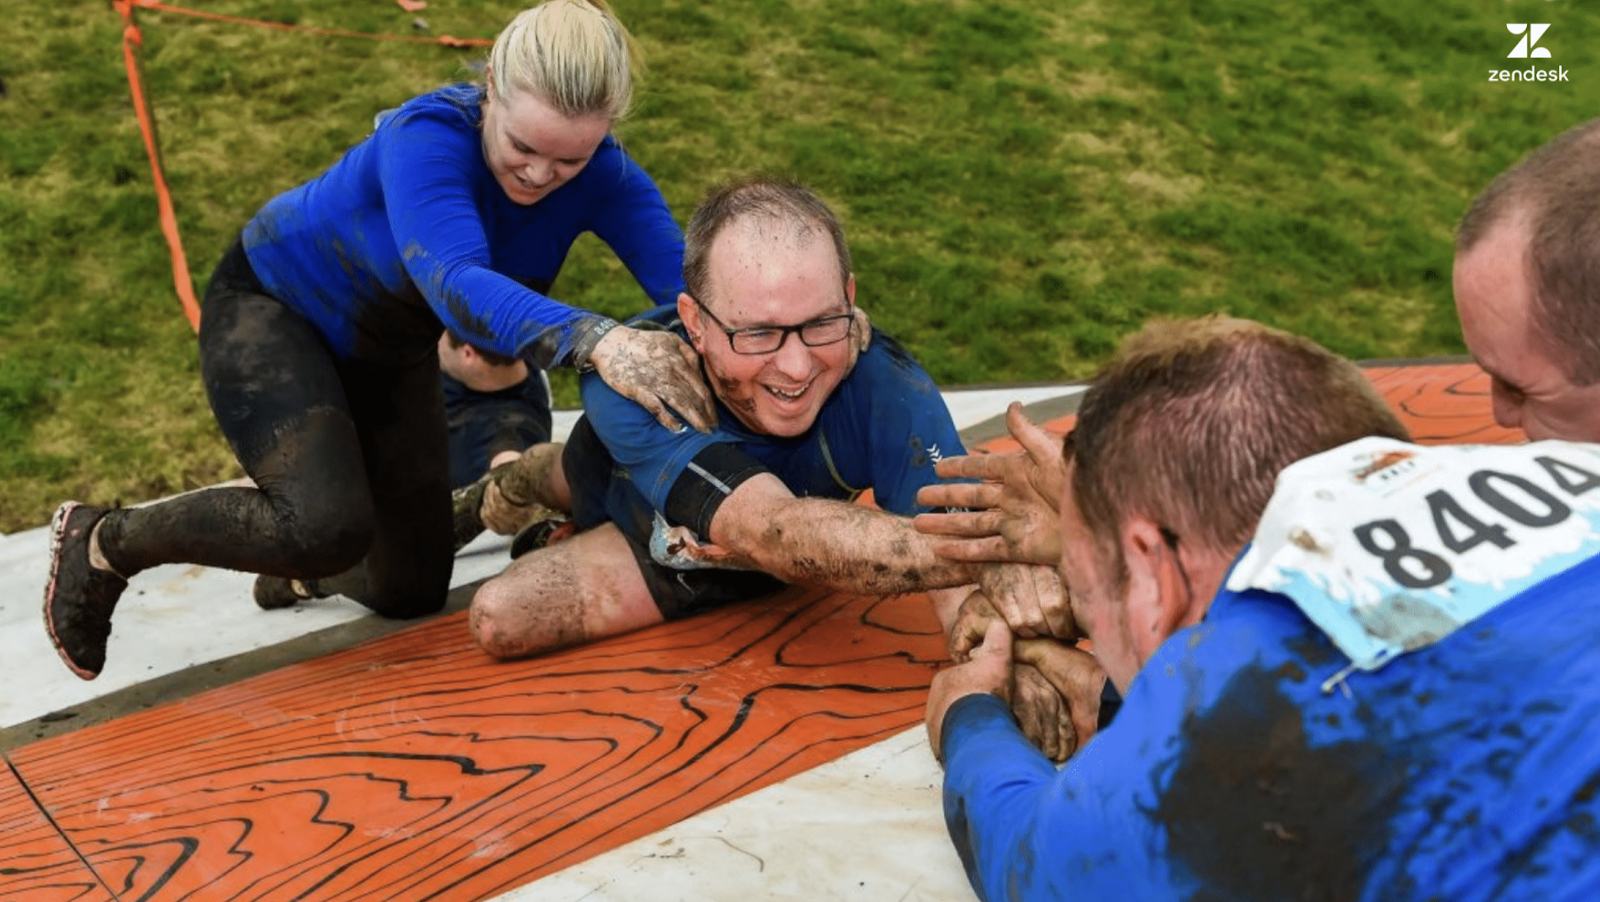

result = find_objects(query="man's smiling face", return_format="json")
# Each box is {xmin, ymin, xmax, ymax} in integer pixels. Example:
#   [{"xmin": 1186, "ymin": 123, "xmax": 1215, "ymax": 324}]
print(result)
[{"xmin": 682, "ymin": 219, "xmax": 856, "ymax": 437}]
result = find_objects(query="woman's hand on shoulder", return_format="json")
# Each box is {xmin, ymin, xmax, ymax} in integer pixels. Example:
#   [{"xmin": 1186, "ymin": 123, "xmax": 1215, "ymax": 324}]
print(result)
[{"xmin": 589, "ymin": 326, "xmax": 717, "ymax": 433}]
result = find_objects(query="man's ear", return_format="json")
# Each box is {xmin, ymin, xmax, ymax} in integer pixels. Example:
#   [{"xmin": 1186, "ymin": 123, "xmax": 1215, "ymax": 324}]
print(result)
[
  {"xmin": 1118, "ymin": 516, "xmax": 1189, "ymax": 661},
  {"xmin": 678, "ymin": 292, "xmax": 706, "ymax": 353},
  {"xmin": 844, "ymin": 273, "xmax": 856, "ymax": 306}
]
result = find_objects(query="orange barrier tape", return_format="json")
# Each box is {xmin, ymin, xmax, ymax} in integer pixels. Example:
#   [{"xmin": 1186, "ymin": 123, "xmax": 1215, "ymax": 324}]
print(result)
[
  {"xmin": 126, "ymin": 0, "xmax": 493, "ymax": 48},
  {"xmin": 115, "ymin": 0, "xmax": 200, "ymax": 331},
  {"xmin": 113, "ymin": 1, "xmax": 494, "ymax": 333}
]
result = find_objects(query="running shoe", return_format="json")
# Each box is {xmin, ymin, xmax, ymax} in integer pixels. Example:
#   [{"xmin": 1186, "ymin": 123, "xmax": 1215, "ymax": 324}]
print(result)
[
  {"xmin": 42, "ymin": 502, "xmax": 127, "ymax": 681},
  {"xmin": 253, "ymin": 576, "xmax": 327, "ymax": 610},
  {"xmin": 509, "ymin": 515, "xmax": 576, "ymax": 559}
]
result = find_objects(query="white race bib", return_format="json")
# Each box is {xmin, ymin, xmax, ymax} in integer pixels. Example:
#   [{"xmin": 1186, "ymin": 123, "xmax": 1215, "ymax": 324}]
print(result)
[{"xmin": 1227, "ymin": 437, "xmax": 1600, "ymax": 671}]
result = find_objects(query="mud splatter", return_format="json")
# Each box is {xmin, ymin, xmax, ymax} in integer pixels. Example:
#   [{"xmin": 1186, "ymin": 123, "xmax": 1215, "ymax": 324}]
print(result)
[{"xmin": 1154, "ymin": 666, "xmax": 1405, "ymax": 902}]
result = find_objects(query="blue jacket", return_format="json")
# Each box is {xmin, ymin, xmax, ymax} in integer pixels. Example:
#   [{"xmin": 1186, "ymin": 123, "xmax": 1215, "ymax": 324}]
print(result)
[{"xmin": 242, "ymin": 84, "xmax": 683, "ymax": 367}]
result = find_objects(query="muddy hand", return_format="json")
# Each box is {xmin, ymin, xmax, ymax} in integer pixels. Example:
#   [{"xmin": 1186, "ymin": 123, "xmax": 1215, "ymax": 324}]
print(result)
[
  {"xmin": 843, "ymin": 306, "xmax": 874, "ymax": 375},
  {"xmin": 1011, "ymin": 662, "xmax": 1075, "ymax": 762},
  {"xmin": 926, "ymin": 618, "xmax": 1015, "ymax": 762},
  {"xmin": 978, "ymin": 561, "xmax": 1077, "ymax": 640},
  {"xmin": 481, "ymin": 480, "xmax": 536, "ymax": 535},
  {"xmin": 914, "ymin": 403, "xmax": 1068, "ymax": 566},
  {"xmin": 948, "ymin": 589, "xmax": 1003, "ymax": 662},
  {"xmin": 590, "ymin": 326, "xmax": 716, "ymax": 433},
  {"xmin": 1015, "ymin": 638, "xmax": 1105, "ymax": 757}
]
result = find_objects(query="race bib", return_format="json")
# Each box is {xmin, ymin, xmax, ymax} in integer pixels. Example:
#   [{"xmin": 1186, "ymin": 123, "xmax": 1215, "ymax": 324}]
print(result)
[{"xmin": 1227, "ymin": 437, "xmax": 1600, "ymax": 671}]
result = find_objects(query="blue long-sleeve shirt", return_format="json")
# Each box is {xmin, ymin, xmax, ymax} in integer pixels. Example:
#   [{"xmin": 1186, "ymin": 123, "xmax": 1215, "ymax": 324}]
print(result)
[
  {"xmin": 941, "ymin": 540, "xmax": 1600, "ymax": 901},
  {"xmin": 242, "ymin": 83, "xmax": 683, "ymax": 368}
]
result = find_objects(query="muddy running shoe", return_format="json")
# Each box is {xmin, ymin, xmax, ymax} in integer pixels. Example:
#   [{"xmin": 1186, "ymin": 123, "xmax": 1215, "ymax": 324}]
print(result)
[
  {"xmin": 42, "ymin": 502, "xmax": 128, "ymax": 681},
  {"xmin": 253, "ymin": 576, "xmax": 327, "ymax": 611},
  {"xmin": 451, "ymin": 475, "xmax": 491, "ymax": 554},
  {"xmin": 509, "ymin": 515, "xmax": 576, "ymax": 560}
]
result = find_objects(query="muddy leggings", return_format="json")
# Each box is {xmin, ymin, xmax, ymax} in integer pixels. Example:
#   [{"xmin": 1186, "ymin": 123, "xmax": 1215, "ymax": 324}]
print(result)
[{"xmin": 96, "ymin": 239, "xmax": 453, "ymax": 619}]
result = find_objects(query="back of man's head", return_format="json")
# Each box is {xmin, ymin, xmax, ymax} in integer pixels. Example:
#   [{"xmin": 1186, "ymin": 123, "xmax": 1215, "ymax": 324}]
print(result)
[
  {"xmin": 682, "ymin": 177, "xmax": 852, "ymax": 304},
  {"xmin": 1456, "ymin": 117, "xmax": 1600, "ymax": 385},
  {"xmin": 1071, "ymin": 317, "xmax": 1409, "ymax": 570}
]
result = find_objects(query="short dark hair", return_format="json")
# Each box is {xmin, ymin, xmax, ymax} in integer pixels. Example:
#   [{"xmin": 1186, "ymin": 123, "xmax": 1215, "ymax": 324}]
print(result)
[
  {"xmin": 1456, "ymin": 117, "xmax": 1600, "ymax": 384},
  {"xmin": 1070, "ymin": 317, "xmax": 1410, "ymax": 579},
  {"xmin": 682, "ymin": 177, "xmax": 852, "ymax": 305},
  {"xmin": 444, "ymin": 330, "xmax": 519, "ymax": 368}
]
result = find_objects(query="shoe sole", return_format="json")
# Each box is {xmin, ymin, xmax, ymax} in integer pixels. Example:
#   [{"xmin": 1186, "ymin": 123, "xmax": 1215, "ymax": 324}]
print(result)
[{"xmin": 42, "ymin": 500, "xmax": 100, "ymax": 681}]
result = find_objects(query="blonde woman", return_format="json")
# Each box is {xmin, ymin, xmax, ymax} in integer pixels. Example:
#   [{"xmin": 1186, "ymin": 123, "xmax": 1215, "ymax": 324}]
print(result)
[{"xmin": 43, "ymin": 0, "xmax": 710, "ymax": 680}]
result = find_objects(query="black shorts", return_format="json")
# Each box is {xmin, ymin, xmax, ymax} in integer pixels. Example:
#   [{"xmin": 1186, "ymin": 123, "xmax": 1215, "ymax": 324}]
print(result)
[{"xmin": 563, "ymin": 417, "xmax": 785, "ymax": 620}]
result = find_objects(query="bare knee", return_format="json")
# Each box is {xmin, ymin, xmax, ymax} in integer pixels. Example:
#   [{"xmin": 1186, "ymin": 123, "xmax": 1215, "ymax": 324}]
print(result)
[
  {"xmin": 470, "ymin": 575, "xmax": 583, "ymax": 660},
  {"xmin": 469, "ymin": 528, "xmax": 665, "ymax": 660}
]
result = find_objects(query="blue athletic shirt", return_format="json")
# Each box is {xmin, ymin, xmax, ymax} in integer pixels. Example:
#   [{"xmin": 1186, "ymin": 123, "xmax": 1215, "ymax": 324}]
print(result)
[
  {"xmin": 241, "ymin": 83, "xmax": 684, "ymax": 368},
  {"xmin": 940, "ymin": 453, "xmax": 1600, "ymax": 901},
  {"xmin": 573, "ymin": 307, "xmax": 965, "ymax": 547}
]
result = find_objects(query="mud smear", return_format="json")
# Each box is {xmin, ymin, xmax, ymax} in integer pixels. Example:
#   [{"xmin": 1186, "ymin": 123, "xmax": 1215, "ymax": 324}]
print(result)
[
  {"xmin": 495, "ymin": 443, "xmax": 565, "ymax": 508},
  {"xmin": 1155, "ymin": 666, "xmax": 1404, "ymax": 902}
]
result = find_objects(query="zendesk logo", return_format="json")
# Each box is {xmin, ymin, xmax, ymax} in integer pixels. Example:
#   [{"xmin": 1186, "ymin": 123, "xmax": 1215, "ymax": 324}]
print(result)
[
  {"xmin": 1507, "ymin": 23, "xmax": 1552, "ymax": 58},
  {"xmin": 1490, "ymin": 23, "xmax": 1568, "ymax": 82}
]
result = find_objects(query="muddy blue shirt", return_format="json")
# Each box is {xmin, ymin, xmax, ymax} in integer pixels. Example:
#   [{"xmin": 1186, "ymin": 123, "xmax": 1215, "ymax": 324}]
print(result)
[
  {"xmin": 941, "ymin": 552, "xmax": 1600, "ymax": 902},
  {"xmin": 241, "ymin": 84, "xmax": 683, "ymax": 368},
  {"xmin": 571, "ymin": 309, "xmax": 965, "ymax": 549}
]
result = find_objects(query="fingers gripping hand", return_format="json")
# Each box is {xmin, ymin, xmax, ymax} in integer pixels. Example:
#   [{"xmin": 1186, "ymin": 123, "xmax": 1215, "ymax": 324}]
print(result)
[
  {"xmin": 1011, "ymin": 663, "xmax": 1074, "ymax": 762},
  {"xmin": 915, "ymin": 454, "xmax": 1038, "ymax": 565},
  {"xmin": 926, "ymin": 618, "xmax": 1015, "ymax": 761},
  {"xmin": 1015, "ymin": 638, "xmax": 1106, "ymax": 755},
  {"xmin": 591, "ymin": 327, "xmax": 717, "ymax": 433},
  {"xmin": 948, "ymin": 590, "xmax": 1002, "ymax": 662},
  {"xmin": 978, "ymin": 562, "xmax": 1076, "ymax": 640}
]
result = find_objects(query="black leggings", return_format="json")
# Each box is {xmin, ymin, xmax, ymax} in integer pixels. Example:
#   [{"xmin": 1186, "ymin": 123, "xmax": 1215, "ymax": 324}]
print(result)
[{"xmin": 98, "ymin": 239, "xmax": 452, "ymax": 618}]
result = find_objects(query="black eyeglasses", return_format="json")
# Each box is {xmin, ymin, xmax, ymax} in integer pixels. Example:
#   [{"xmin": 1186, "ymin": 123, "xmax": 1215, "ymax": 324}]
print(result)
[{"xmin": 694, "ymin": 298, "xmax": 855, "ymax": 355}]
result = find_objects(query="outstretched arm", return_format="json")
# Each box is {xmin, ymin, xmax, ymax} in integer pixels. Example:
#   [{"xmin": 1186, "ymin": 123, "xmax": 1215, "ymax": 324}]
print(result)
[{"xmin": 705, "ymin": 473, "xmax": 981, "ymax": 594}]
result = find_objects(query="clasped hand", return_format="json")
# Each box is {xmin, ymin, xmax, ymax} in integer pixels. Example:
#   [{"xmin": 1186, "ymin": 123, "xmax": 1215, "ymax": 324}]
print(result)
[{"xmin": 927, "ymin": 613, "xmax": 1106, "ymax": 763}]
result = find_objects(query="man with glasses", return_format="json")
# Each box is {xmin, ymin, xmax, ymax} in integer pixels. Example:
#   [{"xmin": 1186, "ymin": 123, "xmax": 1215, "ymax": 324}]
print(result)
[{"xmin": 466, "ymin": 178, "xmax": 981, "ymax": 659}]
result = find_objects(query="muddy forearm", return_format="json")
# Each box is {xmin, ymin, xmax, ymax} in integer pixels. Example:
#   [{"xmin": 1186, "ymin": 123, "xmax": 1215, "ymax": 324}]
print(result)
[{"xmin": 738, "ymin": 498, "xmax": 981, "ymax": 594}]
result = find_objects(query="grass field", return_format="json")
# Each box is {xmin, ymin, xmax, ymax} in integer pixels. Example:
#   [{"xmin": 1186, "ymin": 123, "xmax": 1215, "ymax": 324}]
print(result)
[{"xmin": 1, "ymin": 0, "xmax": 1596, "ymax": 532}]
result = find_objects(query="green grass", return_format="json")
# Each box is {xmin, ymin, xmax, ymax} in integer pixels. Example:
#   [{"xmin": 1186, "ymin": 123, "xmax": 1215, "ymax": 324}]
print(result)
[{"xmin": 1, "ymin": 0, "xmax": 1596, "ymax": 531}]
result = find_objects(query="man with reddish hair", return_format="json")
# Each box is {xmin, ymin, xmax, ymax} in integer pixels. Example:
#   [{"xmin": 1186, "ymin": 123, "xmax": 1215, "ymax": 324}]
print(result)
[{"xmin": 922, "ymin": 317, "xmax": 1600, "ymax": 900}]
